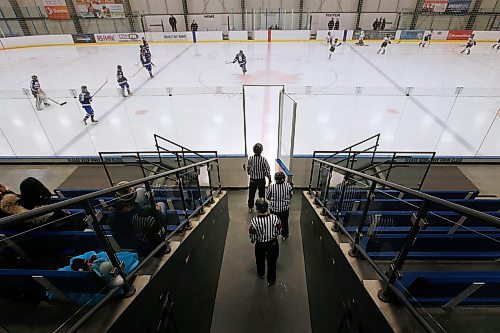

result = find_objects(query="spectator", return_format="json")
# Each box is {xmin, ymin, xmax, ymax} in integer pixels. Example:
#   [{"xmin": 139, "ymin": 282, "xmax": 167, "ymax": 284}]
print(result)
[
  {"xmin": 108, "ymin": 182, "xmax": 166, "ymax": 257},
  {"xmin": 328, "ymin": 18, "xmax": 334, "ymax": 30},
  {"xmin": 381, "ymin": 17, "xmax": 386, "ymax": 30},
  {"xmin": 334, "ymin": 18, "xmax": 340, "ymax": 30},
  {"xmin": 169, "ymin": 15, "xmax": 177, "ymax": 32},
  {"xmin": 191, "ymin": 20, "xmax": 198, "ymax": 32},
  {"xmin": 0, "ymin": 183, "xmax": 16, "ymax": 218},
  {"xmin": 373, "ymin": 18, "xmax": 379, "ymax": 30},
  {"xmin": 0, "ymin": 177, "xmax": 69, "ymax": 229}
]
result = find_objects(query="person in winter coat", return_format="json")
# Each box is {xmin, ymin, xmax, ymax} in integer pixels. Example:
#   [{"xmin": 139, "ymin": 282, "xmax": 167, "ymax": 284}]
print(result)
[
  {"xmin": 0, "ymin": 177, "xmax": 69, "ymax": 230},
  {"xmin": 169, "ymin": 15, "xmax": 177, "ymax": 32}
]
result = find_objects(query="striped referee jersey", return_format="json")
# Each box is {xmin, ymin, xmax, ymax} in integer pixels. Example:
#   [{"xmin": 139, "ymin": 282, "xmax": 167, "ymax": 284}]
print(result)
[
  {"xmin": 247, "ymin": 155, "xmax": 271, "ymax": 180},
  {"xmin": 249, "ymin": 214, "xmax": 281, "ymax": 242},
  {"xmin": 266, "ymin": 183, "xmax": 294, "ymax": 212}
]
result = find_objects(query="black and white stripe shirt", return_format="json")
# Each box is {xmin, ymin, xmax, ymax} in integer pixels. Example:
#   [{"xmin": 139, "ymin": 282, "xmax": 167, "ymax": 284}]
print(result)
[
  {"xmin": 249, "ymin": 214, "xmax": 281, "ymax": 242},
  {"xmin": 266, "ymin": 183, "xmax": 294, "ymax": 212},
  {"xmin": 247, "ymin": 155, "xmax": 271, "ymax": 180}
]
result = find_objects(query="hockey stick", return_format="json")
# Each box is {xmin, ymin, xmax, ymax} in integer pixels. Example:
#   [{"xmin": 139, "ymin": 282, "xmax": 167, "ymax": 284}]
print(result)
[
  {"xmin": 90, "ymin": 79, "xmax": 109, "ymax": 98},
  {"xmin": 47, "ymin": 97, "xmax": 67, "ymax": 106},
  {"xmin": 132, "ymin": 66, "xmax": 143, "ymax": 77},
  {"xmin": 225, "ymin": 61, "xmax": 234, "ymax": 64},
  {"xmin": 394, "ymin": 40, "xmax": 401, "ymax": 44}
]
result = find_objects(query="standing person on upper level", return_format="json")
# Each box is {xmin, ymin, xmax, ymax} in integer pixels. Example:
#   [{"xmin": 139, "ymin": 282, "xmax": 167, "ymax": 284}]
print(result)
[
  {"xmin": 247, "ymin": 143, "xmax": 272, "ymax": 213},
  {"xmin": 373, "ymin": 18, "xmax": 379, "ymax": 30},
  {"xmin": 249, "ymin": 198, "xmax": 281, "ymax": 287},
  {"xmin": 79, "ymin": 85, "xmax": 98, "ymax": 125},
  {"xmin": 334, "ymin": 18, "xmax": 340, "ymax": 30},
  {"xmin": 328, "ymin": 18, "xmax": 334, "ymax": 30},
  {"xmin": 169, "ymin": 15, "xmax": 177, "ymax": 32},
  {"xmin": 191, "ymin": 20, "xmax": 198, "ymax": 31},
  {"xmin": 266, "ymin": 171, "xmax": 293, "ymax": 240}
]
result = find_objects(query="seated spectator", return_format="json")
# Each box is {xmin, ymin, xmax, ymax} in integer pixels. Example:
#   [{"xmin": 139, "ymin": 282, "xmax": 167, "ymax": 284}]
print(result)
[
  {"xmin": 108, "ymin": 182, "xmax": 166, "ymax": 257},
  {"xmin": 0, "ymin": 177, "xmax": 73, "ymax": 230},
  {"xmin": 0, "ymin": 183, "xmax": 16, "ymax": 218}
]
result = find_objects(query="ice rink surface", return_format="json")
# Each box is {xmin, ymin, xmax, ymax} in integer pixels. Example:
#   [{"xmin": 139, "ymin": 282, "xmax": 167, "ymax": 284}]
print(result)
[{"xmin": 0, "ymin": 41, "xmax": 499, "ymax": 161}]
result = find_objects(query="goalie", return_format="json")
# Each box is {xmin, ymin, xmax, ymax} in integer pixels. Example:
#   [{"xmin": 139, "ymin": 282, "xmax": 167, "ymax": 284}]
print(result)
[{"xmin": 30, "ymin": 75, "xmax": 50, "ymax": 110}]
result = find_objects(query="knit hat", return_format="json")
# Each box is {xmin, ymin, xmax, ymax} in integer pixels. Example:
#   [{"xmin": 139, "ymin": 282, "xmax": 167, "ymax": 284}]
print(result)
[{"xmin": 115, "ymin": 181, "xmax": 137, "ymax": 203}]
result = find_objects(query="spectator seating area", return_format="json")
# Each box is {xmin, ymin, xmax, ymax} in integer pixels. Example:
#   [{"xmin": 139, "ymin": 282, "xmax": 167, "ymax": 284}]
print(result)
[
  {"xmin": 0, "ymin": 184, "xmax": 208, "ymax": 304},
  {"xmin": 327, "ymin": 187, "xmax": 500, "ymax": 306}
]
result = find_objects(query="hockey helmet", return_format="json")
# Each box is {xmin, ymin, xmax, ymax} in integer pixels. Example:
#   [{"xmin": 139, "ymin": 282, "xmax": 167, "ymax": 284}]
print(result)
[
  {"xmin": 334, "ymin": 38, "xmax": 338, "ymax": 42},
  {"xmin": 117, "ymin": 65, "xmax": 122, "ymax": 69},
  {"xmin": 253, "ymin": 143, "xmax": 263, "ymax": 155},
  {"xmin": 274, "ymin": 171, "xmax": 286, "ymax": 184},
  {"xmin": 32, "ymin": 75, "xmax": 38, "ymax": 80},
  {"xmin": 255, "ymin": 198, "xmax": 268, "ymax": 214},
  {"xmin": 81, "ymin": 85, "xmax": 88, "ymax": 91}
]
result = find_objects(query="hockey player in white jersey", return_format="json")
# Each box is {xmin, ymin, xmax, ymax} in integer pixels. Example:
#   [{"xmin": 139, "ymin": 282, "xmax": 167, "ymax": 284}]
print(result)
[
  {"xmin": 377, "ymin": 35, "xmax": 391, "ymax": 54},
  {"xmin": 356, "ymin": 31, "xmax": 366, "ymax": 46},
  {"xmin": 460, "ymin": 34, "xmax": 476, "ymax": 55},
  {"xmin": 325, "ymin": 31, "xmax": 333, "ymax": 45},
  {"xmin": 328, "ymin": 38, "xmax": 342, "ymax": 59},
  {"xmin": 492, "ymin": 38, "xmax": 500, "ymax": 50},
  {"xmin": 418, "ymin": 31, "xmax": 432, "ymax": 47}
]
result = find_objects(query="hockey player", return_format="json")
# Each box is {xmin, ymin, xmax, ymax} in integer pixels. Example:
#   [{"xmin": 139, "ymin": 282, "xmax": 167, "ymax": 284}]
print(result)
[
  {"xmin": 377, "ymin": 35, "xmax": 391, "ymax": 54},
  {"xmin": 142, "ymin": 37, "xmax": 149, "ymax": 51},
  {"xmin": 30, "ymin": 75, "xmax": 50, "ymax": 110},
  {"xmin": 419, "ymin": 31, "xmax": 432, "ymax": 47},
  {"xmin": 492, "ymin": 38, "xmax": 500, "ymax": 50},
  {"xmin": 328, "ymin": 38, "xmax": 342, "ymax": 59},
  {"xmin": 79, "ymin": 86, "xmax": 98, "ymax": 125},
  {"xmin": 140, "ymin": 49, "xmax": 154, "ymax": 78},
  {"xmin": 325, "ymin": 31, "xmax": 333, "ymax": 45},
  {"xmin": 232, "ymin": 50, "xmax": 247, "ymax": 75},
  {"xmin": 460, "ymin": 34, "xmax": 476, "ymax": 55},
  {"xmin": 116, "ymin": 65, "xmax": 132, "ymax": 97},
  {"xmin": 356, "ymin": 31, "xmax": 365, "ymax": 46}
]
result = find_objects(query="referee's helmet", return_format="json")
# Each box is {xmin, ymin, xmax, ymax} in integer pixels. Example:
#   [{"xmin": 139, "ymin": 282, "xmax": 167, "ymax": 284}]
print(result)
[
  {"xmin": 255, "ymin": 198, "xmax": 268, "ymax": 214},
  {"xmin": 274, "ymin": 171, "xmax": 285, "ymax": 184},
  {"xmin": 253, "ymin": 143, "xmax": 263, "ymax": 155}
]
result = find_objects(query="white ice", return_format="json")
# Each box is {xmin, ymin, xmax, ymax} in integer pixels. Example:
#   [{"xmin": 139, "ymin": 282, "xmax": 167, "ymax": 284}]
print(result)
[{"xmin": 0, "ymin": 41, "xmax": 499, "ymax": 158}]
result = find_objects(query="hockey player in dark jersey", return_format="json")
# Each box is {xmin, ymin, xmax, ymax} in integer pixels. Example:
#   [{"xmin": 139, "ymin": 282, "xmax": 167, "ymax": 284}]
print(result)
[
  {"xmin": 460, "ymin": 34, "xmax": 476, "ymax": 55},
  {"xmin": 377, "ymin": 35, "xmax": 391, "ymax": 54},
  {"xmin": 30, "ymin": 75, "xmax": 50, "ymax": 110},
  {"xmin": 328, "ymin": 38, "xmax": 342, "ymax": 59},
  {"xmin": 492, "ymin": 38, "xmax": 500, "ymax": 50},
  {"xmin": 116, "ymin": 65, "xmax": 132, "ymax": 97},
  {"xmin": 79, "ymin": 86, "xmax": 98, "ymax": 125},
  {"xmin": 140, "ymin": 49, "xmax": 154, "ymax": 78},
  {"xmin": 142, "ymin": 37, "xmax": 149, "ymax": 52},
  {"xmin": 232, "ymin": 50, "xmax": 247, "ymax": 75}
]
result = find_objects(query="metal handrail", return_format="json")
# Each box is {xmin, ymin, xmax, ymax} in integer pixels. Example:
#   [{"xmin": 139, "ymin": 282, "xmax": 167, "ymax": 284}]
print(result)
[
  {"xmin": 312, "ymin": 158, "xmax": 500, "ymax": 227},
  {"xmin": 319, "ymin": 133, "xmax": 381, "ymax": 161},
  {"xmin": 154, "ymin": 134, "xmax": 217, "ymax": 161},
  {"xmin": 0, "ymin": 158, "xmax": 218, "ymax": 226}
]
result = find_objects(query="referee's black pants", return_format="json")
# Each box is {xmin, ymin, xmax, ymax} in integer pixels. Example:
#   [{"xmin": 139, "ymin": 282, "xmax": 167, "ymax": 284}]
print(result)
[
  {"xmin": 255, "ymin": 238, "xmax": 279, "ymax": 283},
  {"xmin": 271, "ymin": 209, "xmax": 290, "ymax": 237},
  {"xmin": 248, "ymin": 178, "xmax": 266, "ymax": 209}
]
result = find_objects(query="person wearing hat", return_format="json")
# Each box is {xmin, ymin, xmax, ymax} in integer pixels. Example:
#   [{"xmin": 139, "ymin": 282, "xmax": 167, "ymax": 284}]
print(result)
[
  {"xmin": 247, "ymin": 143, "xmax": 272, "ymax": 213},
  {"xmin": 266, "ymin": 171, "xmax": 293, "ymax": 240},
  {"xmin": 249, "ymin": 198, "xmax": 281, "ymax": 287},
  {"xmin": 109, "ymin": 181, "xmax": 166, "ymax": 257}
]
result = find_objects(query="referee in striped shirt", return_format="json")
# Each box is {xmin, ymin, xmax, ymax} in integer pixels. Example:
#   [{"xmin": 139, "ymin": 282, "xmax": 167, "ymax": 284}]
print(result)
[
  {"xmin": 249, "ymin": 198, "xmax": 281, "ymax": 287},
  {"xmin": 266, "ymin": 171, "xmax": 293, "ymax": 240},
  {"xmin": 247, "ymin": 143, "xmax": 272, "ymax": 213}
]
